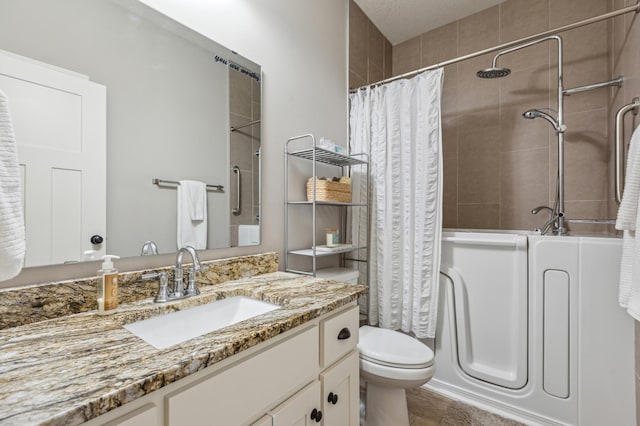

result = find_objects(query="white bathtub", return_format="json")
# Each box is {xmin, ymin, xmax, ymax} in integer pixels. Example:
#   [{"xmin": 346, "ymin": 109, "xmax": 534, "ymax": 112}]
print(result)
[{"xmin": 428, "ymin": 230, "xmax": 635, "ymax": 426}]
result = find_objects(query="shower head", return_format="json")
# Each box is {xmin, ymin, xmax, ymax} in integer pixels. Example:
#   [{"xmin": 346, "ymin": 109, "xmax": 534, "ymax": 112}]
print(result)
[
  {"xmin": 476, "ymin": 67, "xmax": 511, "ymax": 79},
  {"xmin": 523, "ymin": 109, "xmax": 566, "ymax": 133}
]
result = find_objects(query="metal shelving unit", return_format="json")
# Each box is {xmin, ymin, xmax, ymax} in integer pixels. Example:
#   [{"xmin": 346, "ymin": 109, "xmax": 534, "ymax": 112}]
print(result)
[{"xmin": 285, "ymin": 134, "xmax": 369, "ymax": 277}]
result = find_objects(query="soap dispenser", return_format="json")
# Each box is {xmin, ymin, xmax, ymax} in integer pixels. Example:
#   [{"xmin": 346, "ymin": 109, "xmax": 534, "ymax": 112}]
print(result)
[{"xmin": 97, "ymin": 255, "xmax": 120, "ymax": 315}]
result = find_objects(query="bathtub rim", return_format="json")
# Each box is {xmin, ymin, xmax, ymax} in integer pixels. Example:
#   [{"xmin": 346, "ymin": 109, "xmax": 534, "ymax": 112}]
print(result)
[{"xmin": 442, "ymin": 228, "xmax": 620, "ymax": 240}]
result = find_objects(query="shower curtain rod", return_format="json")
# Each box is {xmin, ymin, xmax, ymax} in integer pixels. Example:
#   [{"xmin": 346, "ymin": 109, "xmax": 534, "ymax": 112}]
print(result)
[{"xmin": 350, "ymin": 1, "xmax": 640, "ymax": 93}]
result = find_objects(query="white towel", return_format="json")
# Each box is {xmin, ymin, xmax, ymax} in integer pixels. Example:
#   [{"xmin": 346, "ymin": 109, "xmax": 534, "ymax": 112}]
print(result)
[
  {"xmin": 177, "ymin": 180, "xmax": 207, "ymax": 250},
  {"xmin": 616, "ymin": 124, "xmax": 640, "ymax": 319},
  {"xmin": 0, "ymin": 90, "xmax": 25, "ymax": 281}
]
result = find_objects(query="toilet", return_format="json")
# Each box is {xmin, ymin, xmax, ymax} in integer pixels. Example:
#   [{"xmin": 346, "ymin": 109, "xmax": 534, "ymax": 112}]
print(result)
[{"xmin": 358, "ymin": 325, "xmax": 435, "ymax": 426}]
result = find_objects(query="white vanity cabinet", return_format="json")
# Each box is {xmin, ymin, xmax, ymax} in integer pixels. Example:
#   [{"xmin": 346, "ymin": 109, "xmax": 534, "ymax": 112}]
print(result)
[
  {"xmin": 263, "ymin": 305, "xmax": 360, "ymax": 426},
  {"xmin": 84, "ymin": 304, "xmax": 360, "ymax": 426},
  {"xmin": 166, "ymin": 325, "xmax": 319, "ymax": 425}
]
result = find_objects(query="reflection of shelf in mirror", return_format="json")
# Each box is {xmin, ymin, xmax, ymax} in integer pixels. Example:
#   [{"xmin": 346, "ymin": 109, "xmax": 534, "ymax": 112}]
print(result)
[
  {"xmin": 288, "ymin": 245, "xmax": 366, "ymax": 257},
  {"xmin": 230, "ymin": 119, "xmax": 261, "ymax": 132},
  {"xmin": 287, "ymin": 201, "xmax": 367, "ymax": 207},
  {"xmin": 288, "ymin": 148, "xmax": 367, "ymax": 167}
]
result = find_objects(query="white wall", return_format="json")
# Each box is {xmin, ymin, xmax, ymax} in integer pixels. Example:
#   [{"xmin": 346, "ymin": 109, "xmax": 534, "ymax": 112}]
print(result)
[{"xmin": 1, "ymin": 0, "xmax": 348, "ymax": 286}]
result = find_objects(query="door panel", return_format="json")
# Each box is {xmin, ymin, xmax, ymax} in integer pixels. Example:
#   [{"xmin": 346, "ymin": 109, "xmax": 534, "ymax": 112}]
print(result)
[
  {"xmin": 270, "ymin": 381, "xmax": 321, "ymax": 426},
  {"xmin": 321, "ymin": 351, "xmax": 359, "ymax": 425},
  {"xmin": 440, "ymin": 232, "xmax": 528, "ymax": 389}
]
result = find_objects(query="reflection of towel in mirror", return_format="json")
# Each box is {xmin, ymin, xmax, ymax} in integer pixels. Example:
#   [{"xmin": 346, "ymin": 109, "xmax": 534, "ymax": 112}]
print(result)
[
  {"xmin": 0, "ymin": 90, "xmax": 25, "ymax": 281},
  {"xmin": 617, "ymin": 124, "xmax": 640, "ymax": 320},
  {"xmin": 177, "ymin": 180, "xmax": 207, "ymax": 250}
]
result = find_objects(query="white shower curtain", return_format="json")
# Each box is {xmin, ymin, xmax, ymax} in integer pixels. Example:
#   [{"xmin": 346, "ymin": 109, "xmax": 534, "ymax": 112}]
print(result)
[{"xmin": 350, "ymin": 69, "xmax": 444, "ymax": 339}]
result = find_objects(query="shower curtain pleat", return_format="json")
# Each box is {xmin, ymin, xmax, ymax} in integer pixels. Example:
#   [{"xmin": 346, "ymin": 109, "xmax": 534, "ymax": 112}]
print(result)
[{"xmin": 349, "ymin": 69, "xmax": 444, "ymax": 339}]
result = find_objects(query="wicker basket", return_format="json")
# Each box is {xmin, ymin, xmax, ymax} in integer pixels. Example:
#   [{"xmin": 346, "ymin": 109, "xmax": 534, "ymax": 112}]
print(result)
[{"xmin": 306, "ymin": 178, "xmax": 352, "ymax": 203}]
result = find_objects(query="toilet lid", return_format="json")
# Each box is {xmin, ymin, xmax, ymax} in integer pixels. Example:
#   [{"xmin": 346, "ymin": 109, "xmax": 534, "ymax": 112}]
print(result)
[{"xmin": 358, "ymin": 325, "xmax": 434, "ymax": 369}]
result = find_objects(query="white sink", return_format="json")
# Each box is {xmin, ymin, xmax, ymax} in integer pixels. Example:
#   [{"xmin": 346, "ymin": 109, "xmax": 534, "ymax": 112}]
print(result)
[{"xmin": 124, "ymin": 296, "xmax": 280, "ymax": 349}]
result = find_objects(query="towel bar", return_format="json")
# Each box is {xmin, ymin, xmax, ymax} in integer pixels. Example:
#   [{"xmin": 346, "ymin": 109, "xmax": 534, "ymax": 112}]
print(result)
[{"xmin": 152, "ymin": 178, "xmax": 224, "ymax": 192}]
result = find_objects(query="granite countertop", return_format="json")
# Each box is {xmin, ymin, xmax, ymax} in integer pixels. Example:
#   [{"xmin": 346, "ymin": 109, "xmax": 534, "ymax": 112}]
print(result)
[{"xmin": 0, "ymin": 271, "xmax": 366, "ymax": 426}]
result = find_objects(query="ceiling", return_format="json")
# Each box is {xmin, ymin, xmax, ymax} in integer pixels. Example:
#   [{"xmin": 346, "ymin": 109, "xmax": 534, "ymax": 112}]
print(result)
[{"xmin": 354, "ymin": 0, "xmax": 507, "ymax": 45}]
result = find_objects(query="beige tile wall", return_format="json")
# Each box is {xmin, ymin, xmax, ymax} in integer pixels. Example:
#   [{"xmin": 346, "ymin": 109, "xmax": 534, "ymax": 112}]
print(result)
[
  {"xmin": 391, "ymin": 0, "xmax": 619, "ymax": 232},
  {"xmin": 609, "ymin": 0, "xmax": 640, "ymax": 420},
  {"xmin": 349, "ymin": 0, "xmax": 392, "ymax": 89},
  {"xmin": 229, "ymin": 69, "xmax": 261, "ymax": 246}
]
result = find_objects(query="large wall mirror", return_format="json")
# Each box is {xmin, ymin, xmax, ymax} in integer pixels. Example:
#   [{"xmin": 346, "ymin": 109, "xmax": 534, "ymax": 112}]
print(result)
[{"xmin": 0, "ymin": 0, "xmax": 261, "ymax": 267}]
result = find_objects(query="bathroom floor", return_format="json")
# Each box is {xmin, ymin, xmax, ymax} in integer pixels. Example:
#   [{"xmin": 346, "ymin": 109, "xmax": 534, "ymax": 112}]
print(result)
[{"xmin": 407, "ymin": 387, "xmax": 525, "ymax": 426}]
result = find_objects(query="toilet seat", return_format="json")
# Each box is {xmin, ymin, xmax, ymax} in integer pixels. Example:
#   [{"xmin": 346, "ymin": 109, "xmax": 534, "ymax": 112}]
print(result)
[
  {"xmin": 360, "ymin": 356, "xmax": 435, "ymax": 384},
  {"xmin": 358, "ymin": 325, "xmax": 434, "ymax": 369},
  {"xmin": 359, "ymin": 353, "xmax": 433, "ymax": 369}
]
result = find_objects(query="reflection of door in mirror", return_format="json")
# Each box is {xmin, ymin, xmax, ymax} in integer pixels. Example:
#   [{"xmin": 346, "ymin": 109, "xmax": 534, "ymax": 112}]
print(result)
[
  {"xmin": 229, "ymin": 64, "xmax": 261, "ymax": 247},
  {"xmin": 0, "ymin": 0, "xmax": 261, "ymax": 263},
  {"xmin": 0, "ymin": 51, "xmax": 106, "ymax": 267}
]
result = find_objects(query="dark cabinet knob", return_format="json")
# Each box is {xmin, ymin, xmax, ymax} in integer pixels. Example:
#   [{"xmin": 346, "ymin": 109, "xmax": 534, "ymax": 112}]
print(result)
[
  {"xmin": 311, "ymin": 408, "xmax": 322, "ymax": 423},
  {"xmin": 328, "ymin": 392, "xmax": 338, "ymax": 404},
  {"xmin": 337, "ymin": 327, "xmax": 351, "ymax": 340},
  {"xmin": 90, "ymin": 235, "xmax": 104, "ymax": 244},
  {"xmin": 310, "ymin": 408, "xmax": 323, "ymax": 422}
]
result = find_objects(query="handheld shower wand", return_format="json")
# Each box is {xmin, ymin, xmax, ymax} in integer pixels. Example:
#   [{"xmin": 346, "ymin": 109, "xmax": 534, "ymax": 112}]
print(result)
[{"xmin": 523, "ymin": 109, "xmax": 567, "ymax": 134}]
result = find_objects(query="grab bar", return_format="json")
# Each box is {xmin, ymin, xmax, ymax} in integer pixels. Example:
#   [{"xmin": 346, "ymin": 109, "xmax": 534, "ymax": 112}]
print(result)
[
  {"xmin": 615, "ymin": 97, "xmax": 640, "ymax": 205},
  {"xmin": 563, "ymin": 76, "xmax": 623, "ymax": 96},
  {"xmin": 232, "ymin": 166, "xmax": 241, "ymax": 215},
  {"xmin": 564, "ymin": 218, "xmax": 616, "ymax": 225}
]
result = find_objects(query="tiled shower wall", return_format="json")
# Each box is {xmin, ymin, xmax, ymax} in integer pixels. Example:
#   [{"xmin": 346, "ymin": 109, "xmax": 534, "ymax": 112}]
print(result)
[
  {"xmin": 610, "ymin": 1, "xmax": 640, "ymax": 218},
  {"xmin": 609, "ymin": 0, "xmax": 640, "ymax": 419},
  {"xmin": 348, "ymin": 0, "xmax": 392, "ymax": 89},
  {"xmin": 392, "ymin": 0, "xmax": 616, "ymax": 233}
]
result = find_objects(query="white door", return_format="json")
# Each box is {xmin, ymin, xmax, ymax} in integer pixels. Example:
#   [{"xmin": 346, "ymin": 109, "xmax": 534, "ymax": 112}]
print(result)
[{"xmin": 0, "ymin": 50, "xmax": 106, "ymax": 266}]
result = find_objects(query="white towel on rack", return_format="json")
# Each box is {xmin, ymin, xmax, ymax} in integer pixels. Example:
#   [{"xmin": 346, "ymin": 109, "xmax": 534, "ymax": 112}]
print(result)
[
  {"xmin": 616, "ymin": 124, "xmax": 640, "ymax": 320},
  {"xmin": 177, "ymin": 180, "xmax": 207, "ymax": 250},
  {"xmin": 0, "ymin": 90, "xmax": 25, "ymax": 281}
]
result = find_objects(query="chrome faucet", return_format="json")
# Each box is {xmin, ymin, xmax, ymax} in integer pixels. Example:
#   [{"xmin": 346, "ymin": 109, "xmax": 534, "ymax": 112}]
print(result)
[
  {"xmin": 174, "ymin": 246, "xmax": 201, "ymax": 298},
  {"xmin": 141, "ymin": 245, "xmax": 202, "ymax": 303},
  {"xmin": 531, "ymin": 205, "xmax": 553, "ymax": 216},
  {"xmin": 531, "ymin": 205, "xmax": 566, "ymax": 235}
]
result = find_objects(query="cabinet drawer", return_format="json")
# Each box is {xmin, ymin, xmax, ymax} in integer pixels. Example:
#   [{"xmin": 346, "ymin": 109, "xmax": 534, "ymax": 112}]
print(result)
[
  {"xmin": 166, "ymin": 325, "xmax": 319, "ymax": 426},
  {"xmin": 321, "ymin": 306, "xmax": 359, "ymax": 368}
]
